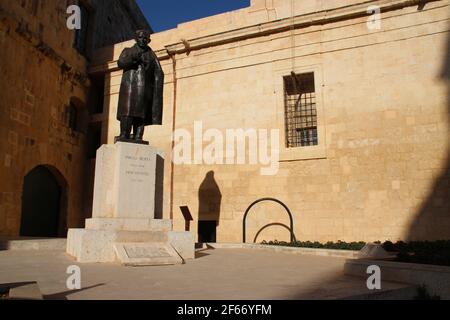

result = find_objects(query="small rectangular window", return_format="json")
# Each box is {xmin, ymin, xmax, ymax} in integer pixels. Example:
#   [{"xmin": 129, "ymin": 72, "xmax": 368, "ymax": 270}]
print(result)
[
  {"xmin": 68, "ymin": 103, "xmax": 78, "ymax": 132},
  {"xmin": 283, "ymin": 72, "xmax": 318, "ymax": 148}
]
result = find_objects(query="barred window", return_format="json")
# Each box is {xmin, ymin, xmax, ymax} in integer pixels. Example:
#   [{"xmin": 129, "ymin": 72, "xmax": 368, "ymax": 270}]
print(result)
[{"xmin": 283, "ymin": 72, "xmax": 318, "ymax": 148}]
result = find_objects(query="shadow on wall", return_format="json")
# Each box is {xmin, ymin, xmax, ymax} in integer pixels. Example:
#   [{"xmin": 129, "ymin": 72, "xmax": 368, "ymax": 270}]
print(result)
[
  {"xmin": 406, "ymin": 29, "xmax": 450, "ymax": 241},
  {"xmin": 198, "ymin": 171, "xmax": 222, "ymax": 242},
  {"xmin": 154, "ymin": 154, "xmax": 165, "ymax": 219}
]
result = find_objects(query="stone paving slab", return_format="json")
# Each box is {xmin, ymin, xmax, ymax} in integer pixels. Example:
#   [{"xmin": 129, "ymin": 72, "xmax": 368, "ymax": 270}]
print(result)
[
  {"xmin": 201, "ymin": 243, "xmax": 361, "ymax": 259},
  {"xmin": 2, "ymin": 282, "xmax": 44, "ymax": 300},
  {"xmin": 0, "ymin": 248, "xmax": 411, "ymax": 300},
  {"xmin": 0, "ymin": 237, "xmax": 67, "ymax": 251}
]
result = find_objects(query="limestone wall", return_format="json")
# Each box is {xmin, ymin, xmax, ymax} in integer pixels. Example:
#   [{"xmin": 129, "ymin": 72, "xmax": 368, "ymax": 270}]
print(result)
[
  {"xmin": 0, "ymin": 0, "xmax": 150, "ymax": 237},
  {"xmin": 98, "ymin": 0, "xmax": 450, "ymax": 243}
]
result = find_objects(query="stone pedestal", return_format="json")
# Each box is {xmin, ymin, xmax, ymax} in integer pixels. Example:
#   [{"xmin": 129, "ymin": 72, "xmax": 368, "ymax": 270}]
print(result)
[
  {"xmin": 92, "ymin": 142, "xmax": 157, "ymax": 219},
  {"xmin": 67, "ymin": 142, "xmax": 194, "ymax": 265}
]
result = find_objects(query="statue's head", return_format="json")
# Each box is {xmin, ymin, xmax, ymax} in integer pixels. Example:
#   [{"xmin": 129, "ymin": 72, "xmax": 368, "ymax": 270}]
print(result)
[{"xmin": 135, "ymin": 30, "xmax": 151, "ymax": 49}]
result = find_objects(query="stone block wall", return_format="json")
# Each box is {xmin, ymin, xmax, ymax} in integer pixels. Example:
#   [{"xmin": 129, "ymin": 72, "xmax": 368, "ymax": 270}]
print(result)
[
  {"xmin": 96, "ymin": 0, "xmax": 450, "ymax": 243},
  {"xmin": 0, "ymin": 0, "xmax": 150, "ymax": 237}
]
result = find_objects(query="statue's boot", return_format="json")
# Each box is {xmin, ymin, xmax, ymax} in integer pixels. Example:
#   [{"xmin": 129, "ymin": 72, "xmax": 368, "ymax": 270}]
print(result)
[
  {"xmin": 134, "ymin": 125, "xmax": 145, "ymax": 142},
  {"xmin": 119, "ymin": 116, "xmax": 133, "ymax": 140}
]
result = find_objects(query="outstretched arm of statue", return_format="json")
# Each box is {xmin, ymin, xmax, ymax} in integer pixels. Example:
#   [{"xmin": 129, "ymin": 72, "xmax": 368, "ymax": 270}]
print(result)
[{"xmin": 117, "ymin": 48, "xmax": 140, "ymax": 69}]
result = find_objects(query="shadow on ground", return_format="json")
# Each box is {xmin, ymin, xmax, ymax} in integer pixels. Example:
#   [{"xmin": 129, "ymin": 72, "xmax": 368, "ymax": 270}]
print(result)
[
  {"xmin": 0, "ymin": 282, "xmax": 105, "ymax": 300},
  {"xmin": 43, "ymin": 283, "xmax": 105, "ymax": 300}
]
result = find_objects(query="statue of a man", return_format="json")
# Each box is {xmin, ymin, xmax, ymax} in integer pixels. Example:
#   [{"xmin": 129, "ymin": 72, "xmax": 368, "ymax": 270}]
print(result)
[{"xmin": 115, "ymin": 30, "xmax": 164, "ymax": 144}]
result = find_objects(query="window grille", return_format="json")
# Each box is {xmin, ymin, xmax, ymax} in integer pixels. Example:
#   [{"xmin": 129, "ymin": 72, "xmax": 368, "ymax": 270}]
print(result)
[{"xmin": 283, "ymin": 72, "xmax": 318, "ymax": 148}]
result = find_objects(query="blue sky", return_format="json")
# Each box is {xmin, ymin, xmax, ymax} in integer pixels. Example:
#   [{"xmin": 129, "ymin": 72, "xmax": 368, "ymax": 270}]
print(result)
[{"xmin": 136, "ymin": 0, "xmax": 250, "ymax": 33}]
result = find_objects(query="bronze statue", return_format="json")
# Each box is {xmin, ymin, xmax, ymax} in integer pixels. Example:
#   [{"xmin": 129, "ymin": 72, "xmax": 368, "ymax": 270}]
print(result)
[{"xmin": 115, "ymin": 30, "xmax": 164, "ymax": 145}]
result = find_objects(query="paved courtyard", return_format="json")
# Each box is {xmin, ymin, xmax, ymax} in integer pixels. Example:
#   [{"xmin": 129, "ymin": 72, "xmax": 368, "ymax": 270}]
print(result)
[{"xmin": 0, "ymin": 247, "xmax": 410, "ymax": 300}]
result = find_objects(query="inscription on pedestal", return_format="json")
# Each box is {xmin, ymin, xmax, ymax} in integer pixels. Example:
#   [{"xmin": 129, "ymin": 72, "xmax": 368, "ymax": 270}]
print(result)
[
  {"xmin": 91, "ymin": 143, "xmax": 159, "ymax": 219},
  {"xmin": 124, "ymin": 155, "xmax": 152, "ymax": 183},
  {"xmin": 116, "ymin": 143, "xmax": 157, "ymax": 219}
]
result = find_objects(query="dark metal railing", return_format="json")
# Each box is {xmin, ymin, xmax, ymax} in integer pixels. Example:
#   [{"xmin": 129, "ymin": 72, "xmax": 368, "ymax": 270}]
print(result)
[{"xmin": 242, "ymin": 197, "xmax": 295, "ymax": 243}]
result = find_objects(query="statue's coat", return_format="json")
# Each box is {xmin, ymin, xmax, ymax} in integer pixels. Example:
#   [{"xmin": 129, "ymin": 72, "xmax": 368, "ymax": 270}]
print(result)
[{"xmin": 117, "ymin": 44, "xmax": 164, "ymax": 125}]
